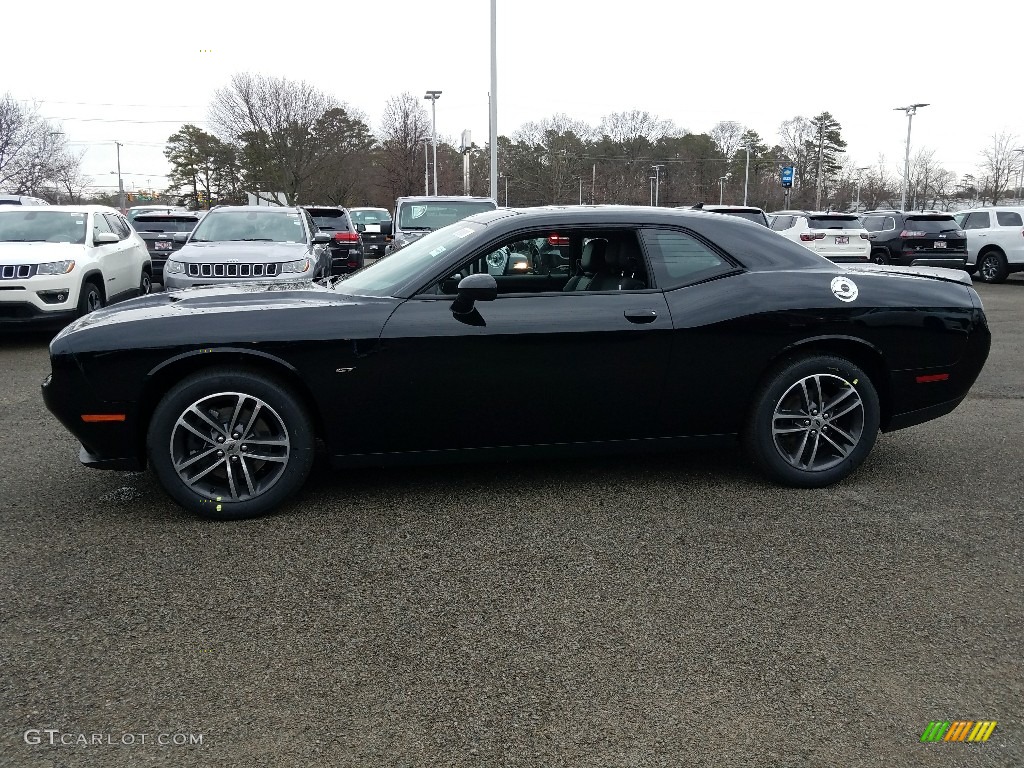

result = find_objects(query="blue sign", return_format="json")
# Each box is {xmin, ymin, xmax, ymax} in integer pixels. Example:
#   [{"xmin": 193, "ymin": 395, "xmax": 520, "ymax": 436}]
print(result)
[{"xmin": 780, "ymin": 166, "xmax": 794, "ymax": 188}]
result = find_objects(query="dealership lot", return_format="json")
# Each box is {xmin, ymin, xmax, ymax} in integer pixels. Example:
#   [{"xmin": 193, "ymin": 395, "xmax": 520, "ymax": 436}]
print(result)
[{"xmin": 1, "ymin": 281, "xmax": 1022, "ymax": 766}]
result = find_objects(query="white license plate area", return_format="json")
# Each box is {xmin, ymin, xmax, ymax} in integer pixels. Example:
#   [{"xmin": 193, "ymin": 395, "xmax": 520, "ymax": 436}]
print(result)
[
  {"xmin": 934, "ymin": 241, "xmax": 947, "ymax": 248},
  {"xmin": 364, "ymin": 224, "xmax": 381, "ymax": 233},
  {"xmin": 835, "ymin": 235, "xmax": 849, "ymax": 245},
  {"xmin": 154, "ymin": 240, "xmax": 172, "ymax": 250}
]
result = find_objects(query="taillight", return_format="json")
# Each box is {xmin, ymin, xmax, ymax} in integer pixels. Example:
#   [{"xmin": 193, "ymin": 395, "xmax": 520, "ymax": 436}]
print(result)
[
  {"xmin": 860, "ymin": 232, "xmax": 870, "ymax": 240},
  {"xmin": 800, "ymin": 232, "xmax": 826, "ymax": 241},
  {"xmin": 899, "ymin": 230, "xmax": 926, "ymax": 238},
  {"xmin": 548, "ymin": 233, "xmax": 570, "ymax": 246},
  {"xmin": 333, "ymin": 231, "xmax": 359, "ymax": 242},
  {"xmin": 348, "ymin": 260, "xmax": 358, "ymax": 268}
]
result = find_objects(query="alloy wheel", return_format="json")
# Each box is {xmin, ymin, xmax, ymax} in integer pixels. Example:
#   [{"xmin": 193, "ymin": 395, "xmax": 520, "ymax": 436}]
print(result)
[
  {"xmin": 170, "ymin": 391, "xmax": 291, "ymax": 502},
  {"xmin": 771, "ymin": 373, "xmax": 865, "ymax": 472}
]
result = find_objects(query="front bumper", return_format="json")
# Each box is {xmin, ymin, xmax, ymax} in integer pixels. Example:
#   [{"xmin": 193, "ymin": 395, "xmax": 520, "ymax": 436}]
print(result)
[
  {"xmin": 0, "ymin": 271, "xmax": 82, "ymax": 322},
  {"xmin": 164, "ymin": 272, "xmax": 313, "ymax": 290},
  {"xmin": 0, "ymin": 301, "xmax": 78, "ymax": 327}
]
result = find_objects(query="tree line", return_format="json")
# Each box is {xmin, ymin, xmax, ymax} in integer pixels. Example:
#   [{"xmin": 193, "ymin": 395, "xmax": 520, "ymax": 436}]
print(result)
[{"xmin": 4, "ymin": 77, "xmax": 1020, "ymax": 212}]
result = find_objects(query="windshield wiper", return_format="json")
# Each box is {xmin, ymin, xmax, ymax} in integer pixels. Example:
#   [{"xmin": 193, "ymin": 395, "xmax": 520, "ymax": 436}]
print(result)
[
  {"xmin": 228, "ymin": 238, "xmax": 274, "ymax": 242},
  {"xmin": 2, "ymin": 238, "xmax": 49, "ymax": 242},
  {"xmin": 401, "ymin": 226, "xmax": 432, "ymax": 231}
]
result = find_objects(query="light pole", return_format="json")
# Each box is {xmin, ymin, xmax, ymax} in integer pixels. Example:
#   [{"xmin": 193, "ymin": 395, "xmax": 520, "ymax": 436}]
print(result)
[
  {"xmin": 743, "ymin": 147, "xmax": 751, "ymax": 206},
  {"xmin": 651, "ymin": 164, "xmax": 664, "ymax": 206},
  {"xmin": 114, "ymin": 140, "xmax": 125, "ymax": 212},
  {"xmin": 489, "ymin": 0, "xmax": 498, "ymax": 202},
  {"xmin": 498, "ymin": 173, "xmax": 509, "ymax": 206},
  {"xmin": 718, "ymin": 174, "xmax": 730, "ymax": 205},
  {"xmin": 855, "ymin": 166, "xmax": 870, "ymax": 211},
  {"xmin": 421, "ymin": 137, "xmax": 431, "ymax": 195},
  {"xmin": 894, "ymin": 103, "xmax": 928, "ymax": 211},
  {"xmin": 649, "ymin": 175, "xmax": 657, "ymax": 206},
  {"xmin": 424, "ymin": 90, "xmax": 442, "ymax": 195}
]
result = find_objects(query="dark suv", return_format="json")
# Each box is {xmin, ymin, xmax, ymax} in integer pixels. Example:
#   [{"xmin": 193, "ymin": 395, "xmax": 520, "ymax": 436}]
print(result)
[
  {"xmin": 303, "ymin": 206, "xmax": 364, "ymax": 275},
  {"xmin": 861, "ymin": 210, "xmax": 967, "ymax": 268},
  {"xmin": 130, "ymin": 211, "xmax": 201, "ymax": 282}
]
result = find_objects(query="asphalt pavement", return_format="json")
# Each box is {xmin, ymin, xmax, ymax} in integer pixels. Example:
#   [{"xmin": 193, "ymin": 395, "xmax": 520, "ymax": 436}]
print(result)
[{"xmin": 1, "ymin": 278, "xmax": 1022, "ymax": 768}]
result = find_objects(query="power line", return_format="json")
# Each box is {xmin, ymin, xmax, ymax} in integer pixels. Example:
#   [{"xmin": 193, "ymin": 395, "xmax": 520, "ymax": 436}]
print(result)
[{"xmin": 43, "ymin": 117, "xmax": 207, "ymax": 124}]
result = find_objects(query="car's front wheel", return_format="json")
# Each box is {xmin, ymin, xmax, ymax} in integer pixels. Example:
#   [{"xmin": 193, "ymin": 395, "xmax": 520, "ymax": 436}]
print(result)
[
  {"xmin": 743, "ymin": 355, "xmax": 880, "ymax": 487},
  {"xmin": 977, "ymin": 250, "xmax": 1008, "ymax": 284},
  {"xmin": 77, "ymin": 280, "xmax": 103, "ymax": 317},
  {"xmin": 147, "ymin": 368, "xmax": 315, "ymax": 520}
]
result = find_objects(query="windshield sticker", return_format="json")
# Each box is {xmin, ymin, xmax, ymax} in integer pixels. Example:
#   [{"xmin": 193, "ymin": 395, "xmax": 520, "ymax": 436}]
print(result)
[
  {"xmin": 831, "ymin": 276, "xmax": 858, "ymax": 302},
  {"xmin": 429, "ymin": 246, "xmax": 447, "ymax": 257},
  {"xmin": 452, "ymin": 227, "xmax": 474, "ymax": 238},
  {"xmin": 411, "ymin": 206, "xmax": 427, "ymax": 219}
]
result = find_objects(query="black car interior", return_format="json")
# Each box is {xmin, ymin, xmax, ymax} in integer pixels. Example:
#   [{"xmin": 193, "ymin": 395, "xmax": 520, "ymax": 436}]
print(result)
[{"xmin": 434, "ymin": 230, "xmax": 651, "ymax": 296}]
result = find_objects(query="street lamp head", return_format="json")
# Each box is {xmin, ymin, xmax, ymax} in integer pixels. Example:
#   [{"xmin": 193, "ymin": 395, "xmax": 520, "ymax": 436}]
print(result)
[{"xmin": 424, "ymin": 90, "xmax": 442, "ymax": 100}]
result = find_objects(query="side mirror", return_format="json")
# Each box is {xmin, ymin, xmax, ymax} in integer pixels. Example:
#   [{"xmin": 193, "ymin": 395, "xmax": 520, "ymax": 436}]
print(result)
[
  {"xmin": 354, "ymin": 223, "xmax": 366, "ymax": 233},
  {"xmin": 451, "ymin": 273, "xmax": 497, "ymax": 314},
  {"xmin": 93, "ymin": 232, "xmax": 119, "ymax": 245},
  {"xmin": 312, "ymin": 232, "xmax": 332, "ymax": 244},
  {"xmin": 172, "ymin": 232, "xmax": 190, "ymax": 244}
]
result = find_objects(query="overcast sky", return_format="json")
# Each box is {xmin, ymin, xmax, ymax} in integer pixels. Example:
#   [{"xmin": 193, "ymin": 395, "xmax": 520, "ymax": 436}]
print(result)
[{"xmin": 6, "ymin": 0, "xmax": 1021, "ymax": 194}]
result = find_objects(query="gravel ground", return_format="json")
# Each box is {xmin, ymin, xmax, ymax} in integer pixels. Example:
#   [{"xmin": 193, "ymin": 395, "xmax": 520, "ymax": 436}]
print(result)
[{"xmin": 1, "ymin": 279, "xmax": 1021, "ymax": 768}]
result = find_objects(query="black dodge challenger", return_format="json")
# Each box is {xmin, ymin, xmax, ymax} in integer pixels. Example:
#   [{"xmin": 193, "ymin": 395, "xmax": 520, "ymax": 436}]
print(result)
[{"xmin": 42, "ymin": 207, "xmax": 991, "ymax": 520}]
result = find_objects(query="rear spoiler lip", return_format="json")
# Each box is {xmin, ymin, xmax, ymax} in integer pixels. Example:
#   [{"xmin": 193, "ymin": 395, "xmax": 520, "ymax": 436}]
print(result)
[{"xmin": 842, "ymin": 263, "xmax": 973, "ymax": 286}]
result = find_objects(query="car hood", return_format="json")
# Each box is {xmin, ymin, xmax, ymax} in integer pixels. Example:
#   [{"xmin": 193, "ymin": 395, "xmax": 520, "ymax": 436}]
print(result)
[
  {"xmin": 843, "ymin": 263, "xmax": 973, "ymax": 286},
  {"xmin": 56, "ymin": 280, "xmax": 399, "ymax": 339},
  {"xmin": 173, "ymin": 242, "xmax": 308, "ymax": 263},
  {"xmin": 0, "ymin": 242, "xmax": 84, "ymax": 265}
]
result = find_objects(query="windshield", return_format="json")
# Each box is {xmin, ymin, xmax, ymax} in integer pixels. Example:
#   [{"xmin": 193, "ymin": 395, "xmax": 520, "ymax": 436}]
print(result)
[
  {"xmin": 350, "ymin": 209, "xmax": 391, "ymax": 225},
  {"xmin": 807, "ymin": 215, "xmax": 862, "ymax": 230},
  {"xmin": 190, "ymin": 210, "xmax": 306, "ymax": 243},
  {"xmin": 133, "ymin": 215, "xmax": 198, "ymax": 233},
  {"xmin": 338, "ymin": 223, "xmax": 483, "ymax": 297},
  {"xmin": 904, "ymin": 216, "xmax": 960, "ymax": 233},
  {"xmin": 0, "ymin": 210, "xmax": 88, "ymax": 244},
  {"xmin": 398, "ymin": 201, "xmax": 495, "ymax": 231}
]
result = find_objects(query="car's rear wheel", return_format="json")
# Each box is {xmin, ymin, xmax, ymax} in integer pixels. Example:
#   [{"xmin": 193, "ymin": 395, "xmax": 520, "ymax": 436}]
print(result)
[
  {"xmin": 744, "ymin": 355, "xmax": 879, "ymax": 487},
  {"xmin": 140, "ymin": 269, "xmax": 152, "ymax": 296},
  {"xmin": 77, "ymin": 280, "xmax": 103, "ymax": 317},
  {"xmin": 871, "ymin": 249, "xmax": 888, "ymax": 265},
  {"xmin": 977, "ymin": 250, "xmax": 1008, "ymax": 284},
  {"xmin": 147, "ymin": 369, "xmax": 315, "ymax": 520}
]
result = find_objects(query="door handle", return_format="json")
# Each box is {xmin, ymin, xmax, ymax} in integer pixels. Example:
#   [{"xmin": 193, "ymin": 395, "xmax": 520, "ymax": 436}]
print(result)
[{"xmin": 624, "ymin": 309, "xmax": 657, "ymax": 324}]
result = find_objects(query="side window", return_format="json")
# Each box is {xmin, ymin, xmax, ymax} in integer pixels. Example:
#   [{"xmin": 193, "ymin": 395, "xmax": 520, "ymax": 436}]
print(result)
[
  {"xmin": 996, "ymin": 211, "xmax": 1023, "ymax": 227},
  {"xmin": 427, "ymin": 230, "xmax": 648, "ymax": 296},
  {"xmin": 883, "ymin": 217, "xmax": 896, "ymax": 230},
  {"xmin": 640, "ymin": 228, "xmax": 735, "ymax": 289},
  {"xmin": 953, "ymin": 212, "xmax": 968, "ymax": 228},
  {"xmin": 771, "ymin": 215, "xmax": 794, "ymax": 231},
  {"xmin": 862, "ymin": 216, "xmax": 884, "ymax": 232},
  {"xmin": 964, "ymin": 212, "xmax": 991, "ymax": 230},
  {"xmin": 104, "ymin": 213, "xmax": 129, "ymax": 239},
  {"xmin": 93, "ymin": 213, "xmax": 113, "ymax": 238}
]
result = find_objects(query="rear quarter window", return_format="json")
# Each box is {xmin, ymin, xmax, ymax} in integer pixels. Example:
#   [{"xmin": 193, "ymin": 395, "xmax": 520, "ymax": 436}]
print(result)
[
  {"xmin": 640, "ymin": 228, "xmax": 735, "ymax": 289},
  {"xmin": 996, "ymin": 211, "xmax": 1023, "ymax": 227}
]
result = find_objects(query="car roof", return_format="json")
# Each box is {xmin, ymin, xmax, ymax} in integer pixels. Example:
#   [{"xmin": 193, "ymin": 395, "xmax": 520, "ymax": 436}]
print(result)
[
  {"xmin": 207, "ymin": 205, "xmax": 303, "ymax": 213},
  {"xmin": 395, "ymin": 196, "xmax": 497, "ymax": 204},
  {"xmin": 132, "ymin": 210, "xmax": 201, "ymax": 218},
  {"xmin": 0, "ymin": 204, "xmax": 117, "ymax": 213},
  {"xmin": 302, "ymin": 205, "xmax": 347, "ymax": 212},
  {"xmin": 686, "ymin": 204, "xmax": 767, "ymax": 213},
  {"xmin": 349, "ymin": 206, "xmax": 390, "ymax": 212},
  {"xmin": 952, "ymin": 206, "xmax": 1024, "ymax": 213}
]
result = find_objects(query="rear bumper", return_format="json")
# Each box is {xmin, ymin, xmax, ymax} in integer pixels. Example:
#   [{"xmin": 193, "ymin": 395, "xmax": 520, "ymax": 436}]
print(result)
[
  {"xmin": 909, "ymin": 256, "xmax": 967, "ymax": 268},
  {"xmin": 827, "ymin": 255, "xmax": 871, "ymax": 264}
]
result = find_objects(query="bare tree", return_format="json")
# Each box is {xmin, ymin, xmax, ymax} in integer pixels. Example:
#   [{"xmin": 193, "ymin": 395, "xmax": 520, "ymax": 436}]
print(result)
[
  {"xmin": 598, "ymin": 111, "xmax": 676, "ymax": 147},
  {"xmin": 709, "ymin": 121, "xmax": 745, "ymax": 160},
  {"xmin": 777, "ymin": 116, "xmax": 814, "ymax": 192},
  {"xmin": 978, "ymin": 131, "xmax": 1019, "ymax": 204},
  {"xmin": 209, "ymin": 73, "xmax": 361, "ymax": 204},
  {"xmin": 376, "ymin": 92, "xmax": 431, "ymax": 201},
  {"xmin": 0, "ymin": 93, "xmax": 80, "ymax": 195}
]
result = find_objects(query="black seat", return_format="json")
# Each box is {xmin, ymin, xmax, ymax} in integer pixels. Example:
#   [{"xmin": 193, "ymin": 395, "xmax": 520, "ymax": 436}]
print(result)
[
  {"xmin": 563, "ymin": 238, "xmax": 607, "ymax": 291},
  {"xmin": 587, "ymin": 239, "xmax": 646, "ymax": 291}
]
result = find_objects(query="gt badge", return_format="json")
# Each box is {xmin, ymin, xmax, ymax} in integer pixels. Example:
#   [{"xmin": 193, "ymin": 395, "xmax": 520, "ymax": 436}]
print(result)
[{"xmin": 831, "ymin": 276, "xmax": 858, "ymax": 302}]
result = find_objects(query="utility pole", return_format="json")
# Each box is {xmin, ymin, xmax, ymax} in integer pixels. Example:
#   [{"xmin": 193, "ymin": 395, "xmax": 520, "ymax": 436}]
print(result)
[
  {"xmin": 591, "ymin": 163, "xmax": 596, "ymax": 205},
  {"xmin": 743, "ymin": 146, "xmax": 751, "ymax": 206},
  {"xmin": 421, "ymin": 137, "xmax": 431, "ymax": 195}
]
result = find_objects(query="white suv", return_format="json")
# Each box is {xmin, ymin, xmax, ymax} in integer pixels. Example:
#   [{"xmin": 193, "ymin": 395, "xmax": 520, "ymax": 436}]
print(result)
[
  {"xmin": 953, "ymin": 206, "xmax": 1024, "ymax": 283},
  {"xmin": 0, "ymin": 205, "xmax": 152, "ymax": 327},
  {"xmin": 769, "ymin": 211, "xmax": 871, "ymax": 262}
]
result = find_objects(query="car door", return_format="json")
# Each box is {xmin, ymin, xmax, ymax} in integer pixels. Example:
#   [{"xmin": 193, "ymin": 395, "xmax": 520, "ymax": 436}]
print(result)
[
  {"xmin": 90, "ymin": 212, "xmax": 125, "ymax": 298},
  {"xmin": 370, "ymin": 228, "xmax": 673, "ymax": 454},
  {"xmin": 104, "ymin": 212, "xmax": 139, "ymax": 296},
  {"xmin": 118, "ymin": 212, "xmax": 149, "ymax": 284},
  {"xmin": 962, "ymin": 211, "xmax": 991, "ymax": 266}
]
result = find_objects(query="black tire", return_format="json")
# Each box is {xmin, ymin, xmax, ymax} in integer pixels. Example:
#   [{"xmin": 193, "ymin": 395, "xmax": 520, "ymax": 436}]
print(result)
[
  {"xmin": 77, "ymin": 280, "xmax": 103, "ymax": 317},
  {"xmin": 964, "ymin": 264, "xmax": 977, "ymax": 276},
  {"xmin": 871, "ymin": 249, "xmax": 888, "ymax": 265},
  {"xmin": 743, "ymin": 355, "xmax": 880, "ymax": 488},
  {"xmin": 139, "ymin": 268, "xmax": 152, "ymax": 296},
  {"xmin": 147, "ymin": 368, "xmax": 315, "ymax": 520},
  {"xmin": 976, "ymin": 250, "xmax": 1008, "ymax": 284}
]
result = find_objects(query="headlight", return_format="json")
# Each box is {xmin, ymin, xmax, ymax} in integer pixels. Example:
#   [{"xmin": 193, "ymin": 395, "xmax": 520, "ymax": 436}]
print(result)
[
  {"xmin": 164, "ymin": 260, "xmax": 185, "ymax": 275},
  {"xmin": 281, "ymin": 258, "xmax": 310, "ymax": 274},
  {"xmin": 36, "ymin": 260, "xmax": 76, "ymax": 275}
]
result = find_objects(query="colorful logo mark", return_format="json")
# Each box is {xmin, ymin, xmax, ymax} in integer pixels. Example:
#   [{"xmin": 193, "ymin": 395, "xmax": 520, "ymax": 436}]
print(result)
[{"xmin": 921, "ymin": 721, "xmax": 997, "ymax": 743}]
